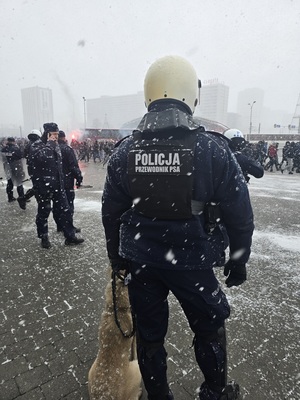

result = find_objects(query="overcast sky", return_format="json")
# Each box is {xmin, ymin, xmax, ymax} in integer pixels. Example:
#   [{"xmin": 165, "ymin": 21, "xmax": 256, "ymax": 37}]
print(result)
[{"xmin": 0, "ymin": 0, "xmax": 299, "ymax": 130}]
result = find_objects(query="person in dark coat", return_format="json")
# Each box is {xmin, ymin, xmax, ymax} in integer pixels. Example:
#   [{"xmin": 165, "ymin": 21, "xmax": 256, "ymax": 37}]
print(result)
[
  {"xmin": 28, "ymin": 122, "xmax": 84, "ymax": 249},
  {"xmin": 1, "ymin": 137, "xmax": 26, "ymax": 209},
  {"xmin": 223, "ymin": 128, "xmax": 264, "ymax": 183},
  {"xmin": 12, "ymin": 131, "xmax": 45, "ymax": 208},
  {"xmin": 55, "ymin": 130, "xmax": 83, "ymax": 232},
  {"xmin": 101, "ymin": 55, "xmax": 254, "ymax": 400},
  {"xmin": 280, "ymin": 141, "xmax": 294, "ymax": 174}
]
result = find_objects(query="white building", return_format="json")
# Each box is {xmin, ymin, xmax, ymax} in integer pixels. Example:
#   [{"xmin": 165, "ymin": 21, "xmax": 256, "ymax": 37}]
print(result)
[
  {"xmin": 195, "ymin": 79, "xmax": 229, "ymax": 126},
  {"xmin": 21, "ymin": 86, "xmax": 54, "ymax": 134}
]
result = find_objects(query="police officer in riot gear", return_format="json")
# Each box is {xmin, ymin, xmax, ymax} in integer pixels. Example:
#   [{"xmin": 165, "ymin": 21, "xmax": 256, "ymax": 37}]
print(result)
[
  {"xmin": 1, "ymin": 137, "xmax": 26, "ymax": 209},
  {"xmin": 102, "ymin": 56, "xmax": 254, "ymax": 400},
  {"xmin": 223, "ymin": 128, "xmax": 264, "ymax": 183},
  {"xmin": 22, "ymin": 129, "xmax": 43, "ymax": 204}
]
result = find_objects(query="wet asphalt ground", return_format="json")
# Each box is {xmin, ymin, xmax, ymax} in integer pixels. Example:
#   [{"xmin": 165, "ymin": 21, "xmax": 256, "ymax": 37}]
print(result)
[{"xmin": 0, "ymin": 159, "xmax": 299, "ymax": 400}]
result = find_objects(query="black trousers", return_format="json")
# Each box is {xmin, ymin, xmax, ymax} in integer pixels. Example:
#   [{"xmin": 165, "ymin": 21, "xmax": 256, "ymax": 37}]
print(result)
[
  {"xmin": 65, "ymin": 188, "xmax": 75, "ymax": 216},
  {"xmin": 54, "ymin": 188, "xmax": 76, "ymax": 231},
  {"xmin": 6, "ymin": 178, "xmax": 24, "ymax": 200},
  {"xmin": 127, "ymin": 263, "xmax": 230, "ymax": 400},
  {"xmin": 35, "ymin": 187, "xmax": 75, "ymax": 239}
]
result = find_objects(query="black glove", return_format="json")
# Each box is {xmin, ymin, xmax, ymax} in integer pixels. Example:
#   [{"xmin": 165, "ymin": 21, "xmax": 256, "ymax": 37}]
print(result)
[
  {"xmin": 76, "ymin": 177, "xmax": 83, "ymax": 188},
  {"xmin": 224, "ymin": 260, "xmax": 247, "ymax": 288},
  {"xmin": 110, "ymin": 257, "xmax": 130, "ymax": 274}
]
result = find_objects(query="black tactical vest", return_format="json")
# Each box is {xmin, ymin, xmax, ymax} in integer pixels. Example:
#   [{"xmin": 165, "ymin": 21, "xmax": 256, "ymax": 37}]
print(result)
[{"xmin": 128, "ymin": 130, "xmax": 197, "ymax": 220}]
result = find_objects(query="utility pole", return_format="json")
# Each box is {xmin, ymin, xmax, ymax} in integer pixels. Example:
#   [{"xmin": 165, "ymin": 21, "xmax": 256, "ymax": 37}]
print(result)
[
  {"xmin": 290, "ymin": 93, "xmax": 300, "ymax": 134},
  {"xmin": 248, "ymin": 101, "xmax": 256, "ymax": 141},
  {"xmin": 83, "ymin": 97, "xmax": 87, "ymax": 136}
]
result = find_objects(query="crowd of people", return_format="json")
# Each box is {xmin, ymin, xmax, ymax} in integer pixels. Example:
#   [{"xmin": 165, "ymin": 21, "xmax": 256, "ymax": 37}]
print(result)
[
  {"xmin": 70, "ymin": 138, "xmax": 115, "ymax": 165},
  {"xmin": 242, "ymin": 139, "xmax": 300, "ymax": 175},
  {"xmin": 1, "ymin": 129, "xmax": 298, "ymax": 248}
]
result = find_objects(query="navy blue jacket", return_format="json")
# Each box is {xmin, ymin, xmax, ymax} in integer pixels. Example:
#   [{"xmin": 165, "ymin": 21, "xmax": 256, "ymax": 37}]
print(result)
[
  {"xmin": 28, "ymin": 139, "xmax": 65, "ymax": 193},
  {"xmin": 58, "ymin": 140, "xmax": 82, "ymax": 189},
  {"xmin": 1, "ymin": 143, "xmax": 23, "ymax": 163},
  {"xmin": 102, "ymin": 107, "xmax": 254, "ymax": 270},
  {"xmin": 2, "ymin": 142, "xmax": 25, "ymax": 184},
  {"xmin": 234, "ymin": 152, "xmax": 264, "ymax": 180}
]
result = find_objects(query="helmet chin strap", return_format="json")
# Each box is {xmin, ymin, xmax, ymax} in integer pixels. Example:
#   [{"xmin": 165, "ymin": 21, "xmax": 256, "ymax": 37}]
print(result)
[{"xmin": 197, "ymin": 79, "xmax": 202, "ymax": 108}]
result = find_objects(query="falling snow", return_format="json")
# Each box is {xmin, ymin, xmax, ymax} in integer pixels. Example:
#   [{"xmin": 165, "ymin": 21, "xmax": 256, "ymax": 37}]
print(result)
[{"xmin": 0, "ymin": 162, "xmax": 299, "ymax": 399}]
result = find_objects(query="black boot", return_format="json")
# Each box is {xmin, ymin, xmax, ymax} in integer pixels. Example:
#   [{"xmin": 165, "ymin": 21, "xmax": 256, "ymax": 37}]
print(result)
[
  {"xmin": 17, "ymin": 197, "xmax": 26, "ymax": 210},
  {"xmin": 65, "ymin": 236, "xmax": 84, "ymax": 246},
  {"xmin": 8, "ymin": 197, "xmax": 16, "ymax": 202},
  {"xmin": 41, "ymin": 235, "xmax": 51, "ymax": 249},
  {"xmin": 218, "ymin": 381, "xmax": 240, "ymax": 400},
  {"xmin": 166, "ymin": 389, "xmax": 174, "ymax": 399}
]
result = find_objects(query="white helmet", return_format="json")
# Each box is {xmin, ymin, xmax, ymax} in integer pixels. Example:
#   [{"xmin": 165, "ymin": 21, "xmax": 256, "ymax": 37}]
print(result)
[
  {"xmin": 28, "ymin": 129, "xmax": 42, "ymax": 139},
  {"xmin": 224, "ymin": 128, "xmax": 245, "ymax": 151},
  {"xmin": 223, "ymin": 128, "xmax": 244, "ymax": 140},
  {"xmin": 144, "ymin": 55, "xmax": 199, "ymax": 114}
]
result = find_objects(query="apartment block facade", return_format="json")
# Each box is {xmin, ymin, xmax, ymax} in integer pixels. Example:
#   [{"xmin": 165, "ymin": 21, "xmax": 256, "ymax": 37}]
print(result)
[{"xmin": 21, "ymin": 86, "xmax": 54, "ymax": 133}]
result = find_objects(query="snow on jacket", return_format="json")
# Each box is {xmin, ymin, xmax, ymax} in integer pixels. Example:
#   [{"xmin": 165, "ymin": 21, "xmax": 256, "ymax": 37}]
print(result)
[
  {"xmin": 234, "ymin": 152, "xmax": 264, "ymax": 179},
  {"xmin": 58, "ymin": 140, "xmax": 82, "ymax": 189},
  {"xmin": 102, "ymin": 107, "xmax": 254, "ymax": 271},
  {"xmin": 28, "ymin": 139, "xmax": 65, "ymax": 193}
]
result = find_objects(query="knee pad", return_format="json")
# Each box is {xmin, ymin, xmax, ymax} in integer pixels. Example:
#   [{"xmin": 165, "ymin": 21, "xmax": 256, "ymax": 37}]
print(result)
[{"xmin": 194, "ymin": 326, "xmax": 226, "ymax": 350}]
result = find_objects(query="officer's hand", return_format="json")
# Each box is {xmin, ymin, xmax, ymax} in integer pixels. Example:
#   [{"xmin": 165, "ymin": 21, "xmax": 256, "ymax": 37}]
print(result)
[
  {"xmin": 110, "ymin": 257, "xmax": 130, "ymax": 274},
  {"xmin": 224, "ymin": 260, "xmax": 247, "ymax": 288},
  {"xmin": 76, "ymin": 178, "xmax": 82, "ymax": 188}
]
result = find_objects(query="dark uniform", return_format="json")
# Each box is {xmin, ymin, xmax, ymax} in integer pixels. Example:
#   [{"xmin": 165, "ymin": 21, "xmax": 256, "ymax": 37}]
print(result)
[
  {"xmin": 1, "ymin": 137, "xmax": 26, "ymax": 208},
  {"xmin": 280, "ymin": 141, "xmax": 294, "ymax": 174},
  {"xmin": 224, "ymin": 129, "xmax": 264, "ymax": 183},
  {"xmin": 55, "ymin": 131, "xmax": 83, "ymax": 231},
  {"xmin": 235, "ymin": 151, "xmax": 264, "ymax": 182},
  {"xmin": 102, "ymin": 56, "xmax": 254, "ymax": 400},
  {"xmin": 28, "ymin": 123, "xmax": 84, "ymax": 248}
]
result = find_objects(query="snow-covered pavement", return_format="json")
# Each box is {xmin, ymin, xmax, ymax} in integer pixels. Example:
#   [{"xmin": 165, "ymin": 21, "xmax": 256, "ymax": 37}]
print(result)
[{"xmin": 0, "ymin": 161, "xmax": 299, "ymax": 400}]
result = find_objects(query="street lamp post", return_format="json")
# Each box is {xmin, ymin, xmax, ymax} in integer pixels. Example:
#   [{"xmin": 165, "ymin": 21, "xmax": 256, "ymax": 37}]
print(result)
[
  {"xmin": 82, "ymin": 96, "xmax": 87, "ymax": 136},
  {"xmin": 248, "ymin": 100, "xmax": 256, "ymax": 141}
]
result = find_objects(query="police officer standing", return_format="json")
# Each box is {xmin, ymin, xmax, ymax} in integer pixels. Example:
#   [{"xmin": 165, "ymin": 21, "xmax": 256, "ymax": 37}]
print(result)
[
  {"xmin": 102, "ymin": 56, "xmax": 254, "ymax": 400},
  {"xmin": 1, "ymin": 137, "xmax": 26, "ymax": 209},
  {"xmin": 55, "ymin": 130, "xmax": 83, "ymax": 232},
  {"xmin": 28, "ymin": 122, "xmax": 84, "ymax": 249},
  {"xmin": 22, "ymin": 129, "xmax": 43, "ymax": 204},
  {"xmin": 223, "ymin": 128, "xmax": 264, "ymax": 183}
]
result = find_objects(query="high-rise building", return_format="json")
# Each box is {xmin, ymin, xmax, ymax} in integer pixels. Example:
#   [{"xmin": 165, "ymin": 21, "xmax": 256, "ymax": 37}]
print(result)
[
  {"xmin": 21, "ymin": 86, "xmax": 54, "ymax": 133},
  {"xmin": 195, "ymin": 79, "xmax": 229, "ymax": 126}
]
